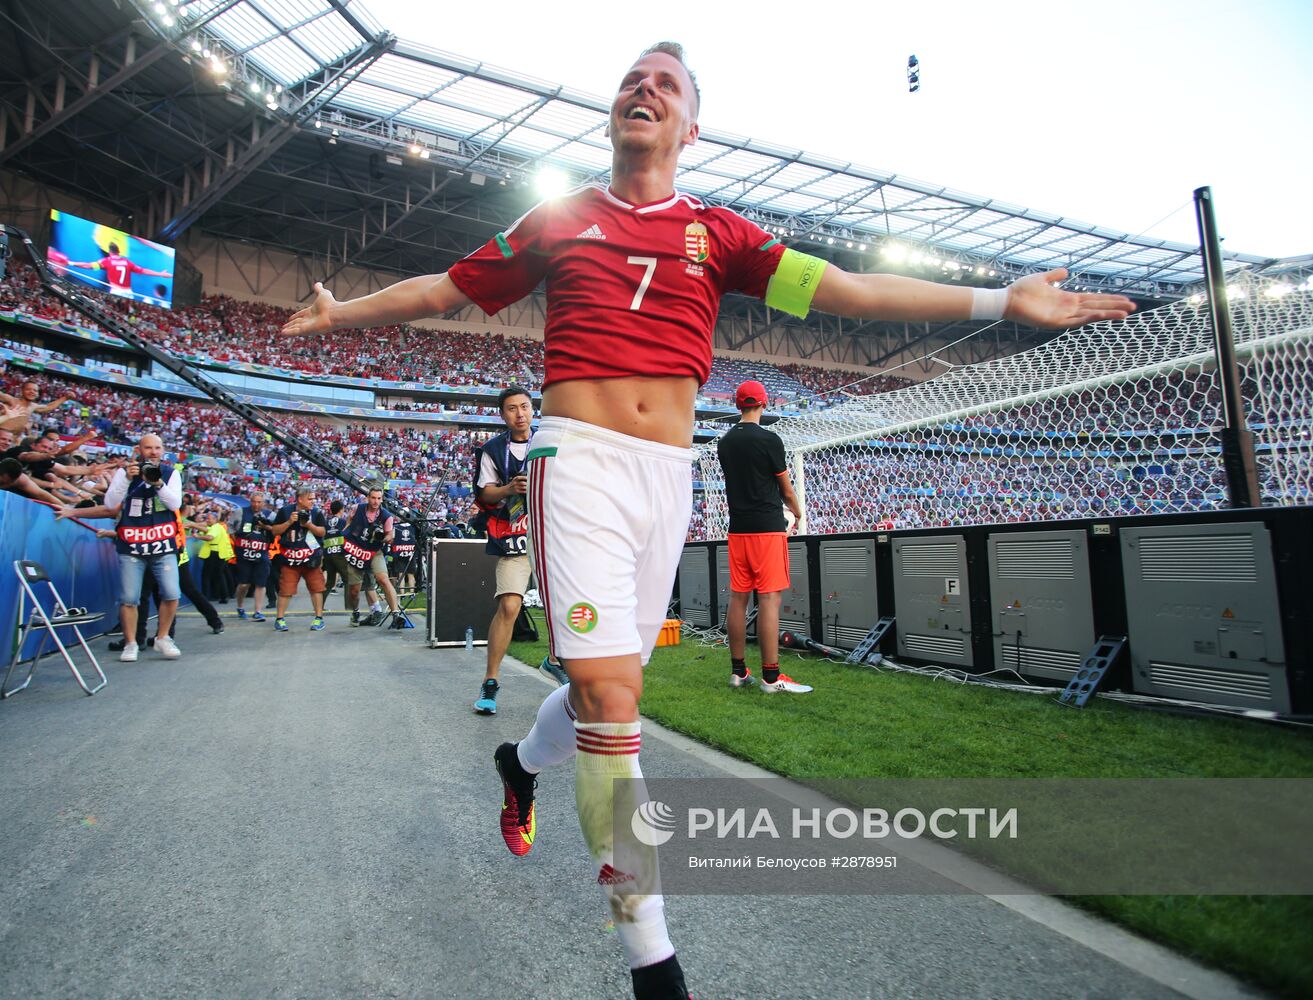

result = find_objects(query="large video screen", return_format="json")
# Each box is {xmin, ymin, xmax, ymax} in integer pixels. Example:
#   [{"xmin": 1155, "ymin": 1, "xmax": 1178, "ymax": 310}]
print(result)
[{"xmin": 46, "ymin": 209, "xmax": 176, "ymax": 309}]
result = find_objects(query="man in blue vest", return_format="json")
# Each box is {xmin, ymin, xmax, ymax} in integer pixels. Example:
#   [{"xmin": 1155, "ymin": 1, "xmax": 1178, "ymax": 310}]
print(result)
[
  {"xmin": 101, "ymin": 432, "xmax": 183, "ymax": 663},
  {"xmin": 471, "ymin": 387, "xmax": 567, "ymax": 715},
  {"xmin": 388, "ymin": 519, "xmax": 419, "ymax": 597},
  {"xmin": 233, "ymin": 491, "xmax": 273, "ymax": 622},
  {"xmin": 269, "ymin": 486, "xmax": 328, "ymax": 632},
  {"xmin": 342, "ymin": 486, "xmax": 406, "ymax": 628}
]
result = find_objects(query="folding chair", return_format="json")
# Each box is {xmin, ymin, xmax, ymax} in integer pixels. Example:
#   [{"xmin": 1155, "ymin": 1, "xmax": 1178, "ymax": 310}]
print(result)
[{"xmin": 2, "ymin": 560, "xmax": 108, "ymax": 698}]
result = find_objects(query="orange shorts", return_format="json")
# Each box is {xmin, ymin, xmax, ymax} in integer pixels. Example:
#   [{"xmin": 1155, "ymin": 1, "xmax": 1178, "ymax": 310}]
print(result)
[{"xmin": 727, "ymin": 532, "xmax": 790, "ymax": 594}]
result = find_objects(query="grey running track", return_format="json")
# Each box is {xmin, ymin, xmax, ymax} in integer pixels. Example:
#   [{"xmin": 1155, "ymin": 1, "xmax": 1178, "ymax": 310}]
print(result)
[{"xmin": 0, "ymin": 600, "xmax": 1264, "ymax": 1000}]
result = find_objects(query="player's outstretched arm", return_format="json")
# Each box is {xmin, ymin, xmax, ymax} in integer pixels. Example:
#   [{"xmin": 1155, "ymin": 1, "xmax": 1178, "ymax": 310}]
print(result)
[
  {"xmin": 811, "ymin": 265, "xmax": 1135, "ymax": 330},
  {"xmin": 280, "ymin": 274, "xmax": 472, "ymax": 336}
]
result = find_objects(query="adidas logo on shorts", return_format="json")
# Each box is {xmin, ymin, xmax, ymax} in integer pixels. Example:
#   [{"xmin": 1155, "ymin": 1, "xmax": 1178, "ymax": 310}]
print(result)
[{"xmin": 576, "ymin": 224, "xmax": 607, "ymax": 240}]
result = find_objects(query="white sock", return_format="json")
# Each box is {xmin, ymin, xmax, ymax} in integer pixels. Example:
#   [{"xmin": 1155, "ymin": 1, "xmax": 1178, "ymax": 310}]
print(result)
[
  {"xmin": 517, "ymin": 684, "xmax": 576, "ymax": 774},
  {"xmin": 371, "ymin": 601, "xmax": 384, "ymax": 612},
  {"xmin": 575, "ymin": 721, "xmax": 674, "ymax": 970}
]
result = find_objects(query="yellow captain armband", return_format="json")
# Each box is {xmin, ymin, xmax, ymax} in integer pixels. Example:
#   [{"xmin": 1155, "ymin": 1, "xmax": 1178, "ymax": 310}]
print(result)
[{"xmin": 765, "ymin": 248, "xmax": 828, "ymax": 318}]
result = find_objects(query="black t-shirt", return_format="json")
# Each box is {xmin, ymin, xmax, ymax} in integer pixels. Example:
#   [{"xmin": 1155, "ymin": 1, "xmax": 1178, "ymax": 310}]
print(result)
[
  {"xmin": 23, "ymin": 455, "xmax": 56, "ymax": 480},
  {"xmin": 716, "ymin": 421, "xmax": 788, "ymax": 534}
]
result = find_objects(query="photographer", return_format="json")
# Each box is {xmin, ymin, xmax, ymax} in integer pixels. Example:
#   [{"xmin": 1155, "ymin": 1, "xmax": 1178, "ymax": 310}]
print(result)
[
  {"xmin": 388, "ymin": 518, "xmax": 419, "ymax": 598},
  {"xmin": 101, "ymin": 432, "xmax": 183, "ymax": 662},
  {"xmin": 468, "ymin": 386, "xmax": 562, "ymax": 715},
  {"xmin": 233, "ymin": 491, "xmax": 273, "ymax": 622},
  {"xmin": 321, "ymin": 499, "xmax": 351, "ymax": 602},
  {"xmin": 341, "ymin": 486, "xmax": 405, "ymax": 629},
  {"xmin": 269, "ymin": 486, "xmax": 327, "ymax": 632}
]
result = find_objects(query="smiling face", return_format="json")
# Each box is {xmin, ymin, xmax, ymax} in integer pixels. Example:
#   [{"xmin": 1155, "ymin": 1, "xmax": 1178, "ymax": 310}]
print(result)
[
  {"xmin": 21, "ymin": 382, "xmax": 39, "ymax": 402},
  {"xmin": 609, "ymin": 51, "xmax": 699, "ymax": 160}
]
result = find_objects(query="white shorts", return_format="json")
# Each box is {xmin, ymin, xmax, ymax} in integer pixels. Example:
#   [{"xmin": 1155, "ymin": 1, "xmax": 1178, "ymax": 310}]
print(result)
[{"xmin": 527, "ymin": 416, "xmax": 693, "ymax": 665}]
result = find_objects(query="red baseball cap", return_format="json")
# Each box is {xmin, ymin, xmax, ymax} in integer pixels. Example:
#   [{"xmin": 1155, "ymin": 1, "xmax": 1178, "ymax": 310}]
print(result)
[{"xmin": 735, "ymin": 380, "xmax": 768, "ymax": 409}]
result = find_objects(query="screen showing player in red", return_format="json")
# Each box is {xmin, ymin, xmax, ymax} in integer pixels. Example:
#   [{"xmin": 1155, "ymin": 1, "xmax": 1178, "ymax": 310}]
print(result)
[{"xmin": 48, "ymin": 209, "xmax": 176, "ymax": 309}]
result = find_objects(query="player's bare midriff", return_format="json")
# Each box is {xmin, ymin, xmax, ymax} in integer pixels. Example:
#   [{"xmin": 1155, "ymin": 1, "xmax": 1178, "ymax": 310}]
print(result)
[{"xmin": 543, "ymin": 375, "xmax": 698, "ymax": 448}]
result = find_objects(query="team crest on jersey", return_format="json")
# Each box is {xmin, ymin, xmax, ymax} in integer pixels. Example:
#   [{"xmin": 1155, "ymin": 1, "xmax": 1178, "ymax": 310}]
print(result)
[
  {"xmin": 568, "ymin": 602, "xmax": 599, "ymax": 633},
  {"xmin": 683, "ymin": 223, "xmax": 710, "ymax": 263}
]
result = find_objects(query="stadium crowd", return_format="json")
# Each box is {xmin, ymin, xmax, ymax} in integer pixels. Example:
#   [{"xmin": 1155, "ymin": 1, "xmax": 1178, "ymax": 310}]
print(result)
[{"xmin": 1, "ymin": 259, "xmax": 911, "ymax": 408}]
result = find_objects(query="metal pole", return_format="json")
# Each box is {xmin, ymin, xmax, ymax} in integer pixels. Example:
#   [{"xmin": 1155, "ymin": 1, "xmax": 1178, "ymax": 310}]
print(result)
[
  {"xmin": 790, "ymin": 451, "xmax": 808, "ymax": 535},
  {"xmin": 1192, "ymin": 186, "xmax": 1260, "ymax": 509}
]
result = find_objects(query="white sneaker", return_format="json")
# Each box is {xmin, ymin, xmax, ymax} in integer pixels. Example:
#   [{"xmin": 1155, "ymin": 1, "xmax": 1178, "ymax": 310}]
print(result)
[
  {"xmin": 761, "ymin": 673, "xmax": 812, "ymax": 694},
  {"xmin": 119, "ymin": 642, "xmax": 139, "ymax": 663},
  {"xmin": 155, "ymin": 636, "xmax": 181, "ymax": 659}
]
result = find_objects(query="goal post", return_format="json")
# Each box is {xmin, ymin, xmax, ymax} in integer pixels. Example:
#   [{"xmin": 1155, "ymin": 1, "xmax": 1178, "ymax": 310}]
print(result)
[{"xmin": 692, "ymin": 273, "xmax": 1312, "ymax": 541}]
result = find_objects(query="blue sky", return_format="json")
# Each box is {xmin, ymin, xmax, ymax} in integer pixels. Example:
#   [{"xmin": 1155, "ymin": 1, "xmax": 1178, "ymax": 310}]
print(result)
[{"xmin": 366, "ymin": 0, "xmax": 1312, "ymax": 258}]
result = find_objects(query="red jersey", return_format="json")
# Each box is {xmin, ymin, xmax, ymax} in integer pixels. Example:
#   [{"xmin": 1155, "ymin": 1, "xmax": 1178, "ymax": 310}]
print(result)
[
  {"xmin": 447, "ymin": 184, "xmax": 786, "ymax": 387},
  {"xmin": 99, "ymin": 255, "xmax": 145, "ymax": 290}
]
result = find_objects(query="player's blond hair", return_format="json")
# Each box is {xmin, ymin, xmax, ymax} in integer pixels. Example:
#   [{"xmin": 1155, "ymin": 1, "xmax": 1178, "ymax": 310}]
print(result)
[{"xmin": 639, "ymin": 41, "xmax": 700, "ymax": 117}]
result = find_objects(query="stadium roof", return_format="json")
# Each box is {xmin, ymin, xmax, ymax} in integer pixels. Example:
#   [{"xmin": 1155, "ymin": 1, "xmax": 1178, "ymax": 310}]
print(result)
[
  {"xmin": 180, "ymin": 0, "xmax": 1278, "ymax": 298},
  {"xmin": 0, "ymin": 0, "xmax": 1287, "ymax": 307}
]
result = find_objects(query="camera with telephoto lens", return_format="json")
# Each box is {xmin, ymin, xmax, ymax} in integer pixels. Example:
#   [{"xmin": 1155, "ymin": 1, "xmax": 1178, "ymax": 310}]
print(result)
[
  {"xmin": 297, "ymin": 509, "xmax": 310, "ymax": 525},
  {"xmin": 140, "ymin": 462, "xmax": 163, "ymax": 483},
  {"xmin": 368, "ymin": 523, "xmax": 387, "ymax": 546}
]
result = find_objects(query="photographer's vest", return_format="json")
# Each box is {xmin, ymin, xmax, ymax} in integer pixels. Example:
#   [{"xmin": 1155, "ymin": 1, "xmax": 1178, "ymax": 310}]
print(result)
[
  {"xmin": 323, "ymin": 513, "xmax": 347, "ymax": 555},
  {"xmin": 235, "ymin": 511, "xmax": 272, "ymax": 563},
  {"xmin": 277, "ymin": 506, "xmax": 322, "ymax": 568},
  {"xmin": 115, "ymin": 476, "xmax": 180, "ymax": 557},
  {"xmin": 472, "ymin": 431, "xmax": 529, "ymax": 557},
  {"xmin": 390, "ymin": 522, "xmax": 417, "ymax": 562},
  {"xmin": 342, "ymin": 505, "xmax": 386, "ymax": 570}
]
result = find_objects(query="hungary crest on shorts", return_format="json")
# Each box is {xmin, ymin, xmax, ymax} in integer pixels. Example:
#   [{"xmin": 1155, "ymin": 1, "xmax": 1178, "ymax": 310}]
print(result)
[{"xmin": 684, "ymin": 222, "xmax": 710, "ymax": 263}]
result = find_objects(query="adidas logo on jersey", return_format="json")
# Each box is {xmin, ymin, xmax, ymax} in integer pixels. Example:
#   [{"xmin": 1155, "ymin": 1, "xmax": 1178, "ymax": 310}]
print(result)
[{"xmin": 576, "ymin": 224, "xmax": 607, "ymax": 240}]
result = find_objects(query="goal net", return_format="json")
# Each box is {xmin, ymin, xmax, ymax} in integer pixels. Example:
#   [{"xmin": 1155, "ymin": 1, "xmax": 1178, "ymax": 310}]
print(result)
[{"xmin": 693, "ymin": 273, "xmax": 1313, "ymax": 540}]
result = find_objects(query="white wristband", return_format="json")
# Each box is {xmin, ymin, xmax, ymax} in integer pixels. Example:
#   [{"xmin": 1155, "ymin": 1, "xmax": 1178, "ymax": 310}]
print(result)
[{"xmin": 970, "ymin": 287, "xmax": 1010, "ymax": 321}]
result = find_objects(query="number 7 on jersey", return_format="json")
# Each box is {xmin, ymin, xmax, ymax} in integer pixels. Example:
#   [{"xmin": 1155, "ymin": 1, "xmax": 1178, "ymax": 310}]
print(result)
[{"xmin": 627, "ymin": 256, "xmax": 657, "ymax": 311}]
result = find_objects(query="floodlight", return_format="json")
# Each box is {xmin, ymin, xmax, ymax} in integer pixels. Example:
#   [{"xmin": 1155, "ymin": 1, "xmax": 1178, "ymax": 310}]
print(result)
[
  {"xmin": 249, "ymin": 81, "xmax": 261, "ymax": 93},
  {"xmin": 410, "ymin": 144, "xmax": 421, "ymax": 155},
  {"xmin": 534, "ymin": 166, "xmax": 570, "ymax": 199},
  {"xmin": 881, "ymin": 243, "xmax": 907, "ymax": 263},
  {"xmin": 190, "ymin": 39, "xmax": 201, "ymax": 52}
]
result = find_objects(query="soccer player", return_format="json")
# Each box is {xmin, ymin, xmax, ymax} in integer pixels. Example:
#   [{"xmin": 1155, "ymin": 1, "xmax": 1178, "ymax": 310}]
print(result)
[
  {"xmin": 64, "ymin": 241, "xmax": 172, "ymax": 298},
  {"xmin": 281, "ymin": 42, "xmax": 1134, "ymax": 999},
  {"xmin": 717, "ymin": 379, "xmax": 811, "ymax": 693}
]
